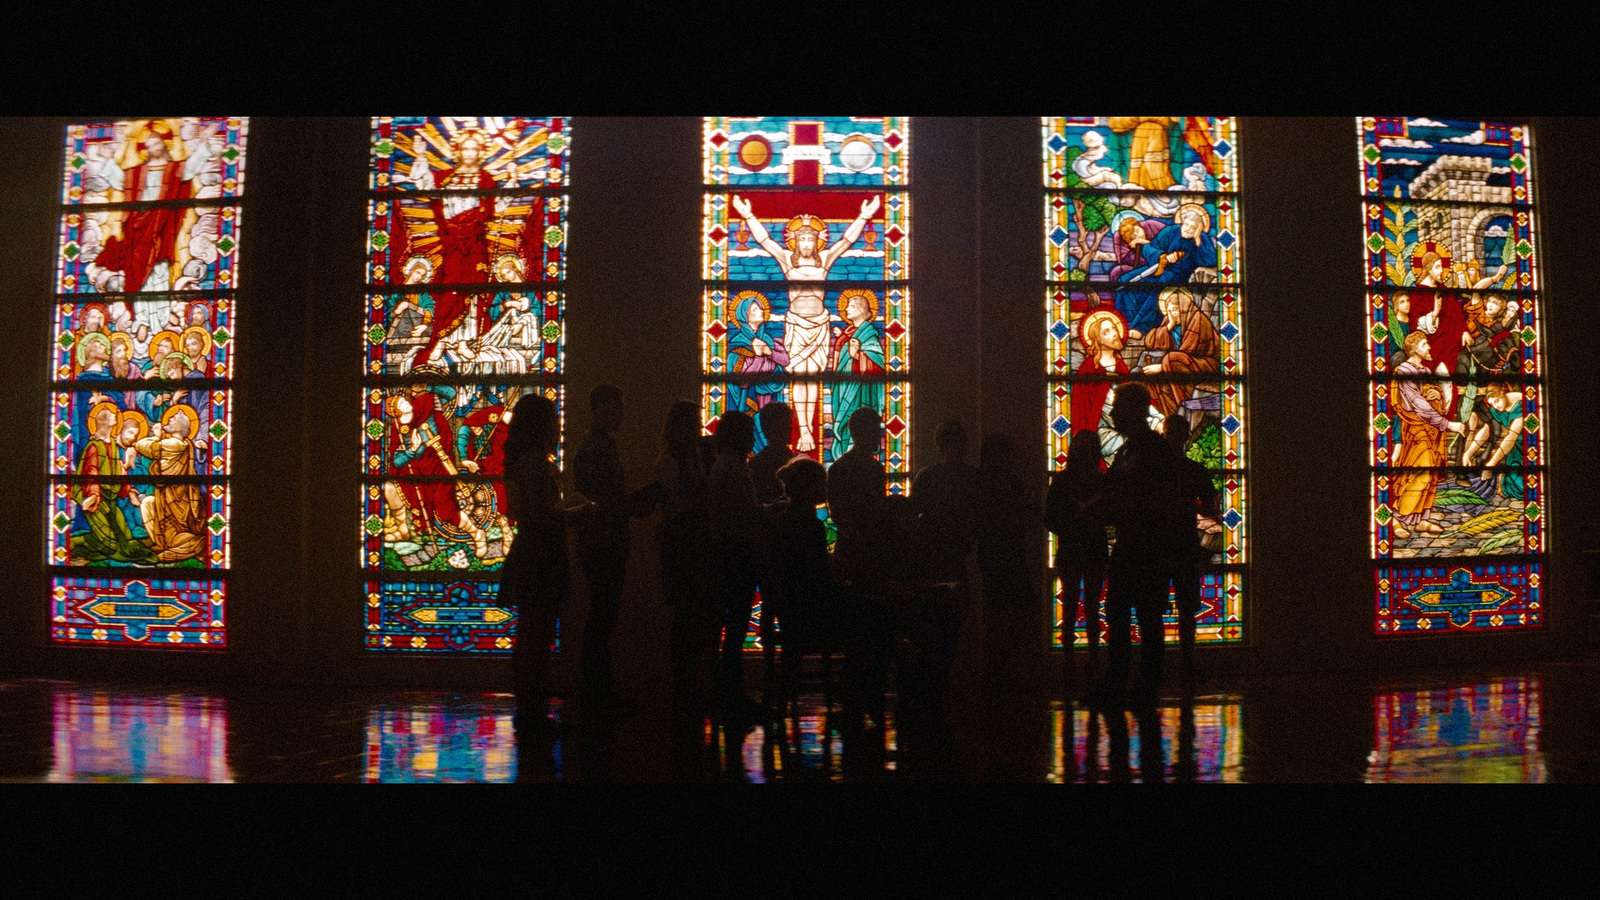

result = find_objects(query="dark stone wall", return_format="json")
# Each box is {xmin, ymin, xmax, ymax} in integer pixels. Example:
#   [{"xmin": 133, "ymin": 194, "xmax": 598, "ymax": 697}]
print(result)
[{"xmin": 0, "ymin": 116, "xmax": 1593, "ymax": 687}]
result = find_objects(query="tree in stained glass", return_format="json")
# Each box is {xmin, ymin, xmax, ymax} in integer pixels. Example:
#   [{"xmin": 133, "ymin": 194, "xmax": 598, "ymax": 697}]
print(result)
[
  {"xmin": 1041, "ymin": 117, "xmax": 1247, "ymax": 649},
  {"xmin": 48, "ymin": 118, "xmax": 247, "ymax": 648},
  {"xmin": 1360, "ymin": 118, "xmax": 1544, "ymax": 635},
  {"xmin": 364, "ymin": 117, "xmax": 568, "ymax": 654},
  {"xmin": 703, "ymin": 117, "xmax": 911, "ymax": 648}
]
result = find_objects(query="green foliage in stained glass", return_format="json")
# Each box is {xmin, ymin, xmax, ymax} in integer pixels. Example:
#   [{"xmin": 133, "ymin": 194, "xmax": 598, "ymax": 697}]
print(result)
[{"xmin": 1187, "ymin": 421, "xmax": 1223, "ymax": 470}]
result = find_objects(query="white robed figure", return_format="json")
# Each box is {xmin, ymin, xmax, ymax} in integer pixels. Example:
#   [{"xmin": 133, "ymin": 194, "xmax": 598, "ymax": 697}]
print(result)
[{"xmin": 729, "ymin": 194, "xmax": 880, "ymax": 453}]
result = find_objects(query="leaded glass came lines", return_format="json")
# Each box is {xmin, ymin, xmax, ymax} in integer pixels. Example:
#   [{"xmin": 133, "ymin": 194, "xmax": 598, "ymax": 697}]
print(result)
[
  {"xmin": 1360, "ymin": 117, "xmax": 1545, "ymax": 635},
  {"xmin": 1042, "ymin": 117, "xmax": 1247, "ymax": 649},
  {"xmin": 48, "ymin": 118, "xmax": 247, "ymax": 648},
  {"xmin": 363, "ymin": 117, "xmax": 568, "ymax": 654}
]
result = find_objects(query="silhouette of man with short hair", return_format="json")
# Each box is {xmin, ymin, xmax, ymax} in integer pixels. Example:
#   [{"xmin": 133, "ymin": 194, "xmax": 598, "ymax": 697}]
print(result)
[{"xmin": 1092, "ymin": 383, "xmax": 1185, "ymax": 706}]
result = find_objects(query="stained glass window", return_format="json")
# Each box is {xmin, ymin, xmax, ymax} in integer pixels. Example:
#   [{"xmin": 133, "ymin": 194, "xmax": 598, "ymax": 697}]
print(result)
[
  {"xmin": 1360, "ymin": 118, "xmax": 1544, "ymax": 635},
  {"xmin": 1042, "ymin": 117, "xmax": 1246, "ymax": 648},
  {"xmin": 49, "ymin": 118, "xmax": 247, "ymax": 648},
  {"xmin": 702, "ymin": 117, "xmax": 911, "ymax": 649},
  {"xmin": 363, "ymin": 117, "xmax": 568, "ymax": 653},
  {"xmin": 702, "ymin": 118, "xmax": 910, "ymax": 471}
]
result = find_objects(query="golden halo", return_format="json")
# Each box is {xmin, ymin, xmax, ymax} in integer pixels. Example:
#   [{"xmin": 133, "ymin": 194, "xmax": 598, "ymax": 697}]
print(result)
[
  {"xmin": 108, "ymin": 331, "xmax": 134, "ymax": 357},
  {"xmin": 493, "ymin": 253, "xmax": 524, "ymax": 282},
  {"xmin": 1175, "ymin": 202, "xmax": 1211, "ymax": 234},
  {"xmin": 1412, "ymin": 243, "xmax": 1451, "ymax": 271},
  {"xmin": 1080, "ymin": 308, "xmax": 1128, "ymax": 350},
  {"xmin": 180, "ymin": 325, "xmax": 213, "ymax": 361},
  {"xmin": 118, "ymin": 409, "xmax": 151, "ymax": 443},
  {"xmin": 731, "ymin": 289, "xmax": 772, "ymax": 325},
  {"xmin": 451, "ymin": 127, "xmax": 490, "ymax": 157},
  {"xmin": 783, "ymin": 214, "xmax": 828, "ymax": 252},
  {"xmin": 88, "ymin": 400, "xmax": 121, "ymax": 435},
  {"xmin": 838, "ymin": 288, "xmax": 880, "ymax": 323},
  {"xmin": 149, "ymin": 330, "xmax": 181, "ymax": 366},
  {"xmin": 75, "ymin": 331, "xmax": 111, "ymax": 369},
  {"xmin": 1158, "ymin": 286, "xmax": 1195, "ymax": 313},
  {"xmin": 123, "ymin": 118, "xmax": 188, "ymax": 167},
  {"xmin": 158, "ymin": 353, "xmax": 193, "ymax": 378},
  {"xmin": 403, "ymin": 255, "xmax": 434, "ymax": 283},
  {"xmin": 162, "ymin": 403, "xmax": 201, "ymax": 442}
]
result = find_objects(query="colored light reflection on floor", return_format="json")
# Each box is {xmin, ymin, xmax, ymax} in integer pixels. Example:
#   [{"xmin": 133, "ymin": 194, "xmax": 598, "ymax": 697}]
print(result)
[
  {"xmin": 47, "ymin": 689, "xmax": 232, "ymax": 783},
  {"xmin": 1049, "ymin": 697, "xmax": 1244, "ymax": 783},
  {"xmin": 1365, "ymin": 677, "xmax": 1545, "ymax": 783},
  {"xmin": 363, "ymin": 694, "xmax": 520, "ymax": 783},
  {"xmin": 717, "ymin": 694, "xmax": 875, "ymax": 783}
]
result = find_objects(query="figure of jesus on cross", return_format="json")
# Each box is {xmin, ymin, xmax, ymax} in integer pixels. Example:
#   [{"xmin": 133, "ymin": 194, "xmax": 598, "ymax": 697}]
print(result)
[{"xmin": 728, "ymin": 193, "xmax": 880, "ymax": 455}]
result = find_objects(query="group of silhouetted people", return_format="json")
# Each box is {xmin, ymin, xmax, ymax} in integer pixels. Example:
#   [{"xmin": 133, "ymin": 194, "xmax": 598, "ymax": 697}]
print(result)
[
  {"xmin": 495, "ymin": 379, "xmax": 1217, "ymax": 736},
  {"xmin": 1048, "ymin": 382, "xmax": 1219, "ymax": 707}
]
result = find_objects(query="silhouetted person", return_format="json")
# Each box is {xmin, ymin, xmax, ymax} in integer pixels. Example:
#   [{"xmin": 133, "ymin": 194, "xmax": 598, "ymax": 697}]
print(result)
[
  {"xmin": 906, "ymin": 421, "xmax": 979, "ymax": 718},
  {"xmin": 574, "ymin": 384, "xmax": 646, "ymax": 709},
  {"xmin": 976, "ymin": 432, "xmax": 1039, "ymax": 691},
  {"xmin": 766, "ymin": 456, "xmax": 834, "ymax": 706},
  {"xmin": 656, "ymin": 400, "xmax": 713, "ymax": 711},
  {"xmin": 1163, "ymin": 414, "xmax": 1220, "ymax": 679},
  {"xmin": 828, "ymin": 408, "xmax": 888, "ymax": 589},
  {"xmin": 1046, "ymin": 430, "xmax": 1110, "ymax": 683},
  {"xmin": 911, "ymin": 419, "xmax": 979, "ymax": 589},
  {"xmin": 1093, "ymin": 383, "xmax": 1186, "ymax": 707},
  {"xmin": 827, "ymin": 408, "xmax": 894, "ymax": 721},
  {"xmin": 697, "ymin": 433, "xmax": 719, "ymax": 484},
  {"xmin": 502, "ymin": 394, "xmax": 585, "ymax": 736},
  {"xmin": 749, "ymin": 402, "xmax": 798, "ymax": 506},
  {"xmin": 708, "ymin": 410, "xmax": 771, "ymax": 718},
  {"xmin": 747, "ymin": 402, "xmax": 798, "ymax": 690}
]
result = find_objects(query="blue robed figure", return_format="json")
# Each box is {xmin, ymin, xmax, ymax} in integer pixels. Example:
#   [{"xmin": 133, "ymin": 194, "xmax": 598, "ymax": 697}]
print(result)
[
  {"xmin": 727, "ymin": 291, "xmax": 791, "ymax": 430},
  {"xmin": 1115, "ymin": 203, "xmax": 1217, "ymax": 336}
]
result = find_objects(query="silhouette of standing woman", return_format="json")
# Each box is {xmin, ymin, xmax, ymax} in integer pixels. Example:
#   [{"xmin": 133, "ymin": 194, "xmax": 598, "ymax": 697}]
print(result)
[
  {"xmin": 502, "ymin": 394, "xmax": 587, "ymax": 735},
  {"xmin": 1047, "ymin": 430, "xmax": 1110, "ymax": 682},
  {"xmin": 707, "ymin": 411, "xmax": 771, "ymax": 718},
  {"xmin": 1162, "ymin": 414, "xmax": 1219, "ymax": 679},
  {"xmin": 656, "ymin": 400, "xmax": 713, "ymax": 710}
]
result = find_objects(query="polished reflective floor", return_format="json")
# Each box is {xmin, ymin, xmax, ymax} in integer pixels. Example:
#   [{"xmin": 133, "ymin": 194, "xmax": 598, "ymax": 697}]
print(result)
[{"xmin": 3, "ymin": 658, "xmax": 1597, "ymax": 782}]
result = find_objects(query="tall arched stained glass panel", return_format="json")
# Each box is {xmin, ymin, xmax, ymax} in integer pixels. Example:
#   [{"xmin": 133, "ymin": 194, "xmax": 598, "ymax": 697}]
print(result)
[
  {"xmin": 363, "ymin": 117, "xmax": 568, "ymax": 653},
  {"xmin": 703, "ymin": 118, "xmax": 910, "ymax": 472},
  {"xmin": 703, "ymin": 118, "xmax": 911, "ymax": 649},
  {"xmin": 49, "ymin": 118, "xmax": 247, "ymax": 648},
  {"xmin": 1042, "ymin": 117, "xmax": 1247, "ymax": 648},
  {"xmin": 1360, "ymin": 118, "xmax": 1545, "ymax": 634}
]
